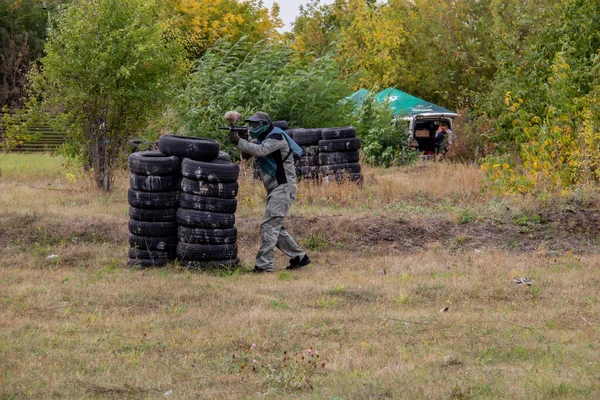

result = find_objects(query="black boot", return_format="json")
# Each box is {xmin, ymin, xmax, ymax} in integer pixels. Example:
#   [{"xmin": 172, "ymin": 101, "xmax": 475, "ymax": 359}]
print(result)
[{"xmin": 286, "ymin": 254, "xmax": 310, "ymax": 270}]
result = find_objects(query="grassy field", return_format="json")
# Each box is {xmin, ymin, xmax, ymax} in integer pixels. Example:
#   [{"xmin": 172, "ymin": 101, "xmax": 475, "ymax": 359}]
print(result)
[{"xmin": 1, "ymin": 153, "xmax": 599, "ymax": 399}]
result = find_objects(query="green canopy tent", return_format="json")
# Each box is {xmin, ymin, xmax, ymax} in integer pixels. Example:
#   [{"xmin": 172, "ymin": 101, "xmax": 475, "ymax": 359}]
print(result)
[
  {"xmin": 373, "ymin": 87, "xmax": 457, "ymax": 116},
  {"xmin": 346, "ymin": 88, "xmax": 370, "ymax": 105}
]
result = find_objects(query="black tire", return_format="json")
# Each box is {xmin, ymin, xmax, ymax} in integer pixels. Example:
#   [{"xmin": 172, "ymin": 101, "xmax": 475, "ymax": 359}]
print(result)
[
  {"xmin": 179, "ymin": 192, "xmax": 237, "ymax": 214},
  {"xmin": 127, "ymin": 258, "xmax": 169, "ymax": 268},
  {"xmin": 176, "ymin": 242, "xmax": 238, "ymax": 261},
  {"xmin": 319, "ymin": 163, "xmax": 361, "ymax": 176},
  {"xmin": 128, "ymin": 151, "xmax": 181, "ymax": 176},
  {"xmin": 297, "ymin": 166, "xmax": 320, "ymax": 178},
  {"xmin": 182, "ymin": 258, "xmax": 240, "ymax": 270},
  {"xmin": 272, "ymin": 120, "xmax": 289, "ymax": 130},
  {"xmin": 180, "ymin": 177, "xmax": 238, "ymax": 199},
  {"xmin": 318, "ymin": 150, "xmax": 360, "ymax": 166},
  {"xmin": 130, "ymin": 173, "xmax": 179, "ymax": 192},
  {"xmin": 319, "ymin": 138, "xmax": 361, "ymax": 152},
  {"xmin": 322, "ymin": 173, "xmax": 363, "ymax": 184},
  {"xmin": 302, "ymin": 145, "xmax": 320, "ymax": 156},
  {"xmin": 128, "ymin": 248, "xmax": 171, "ymax": 261},
  {"xmin": 158, "ymin": 134, "xmax": 220, "ymax": 161},
  {"xmin": 181, "ymin": 158, "xmax": 240, "ymax": 183},
  {"xmin": 129, "ymin": 207, "xmax": 177, "ymax": 222},
  {"xmin": 216, "ymin": 151, "xmax": 231, "ymax": 162},
  {"xmin": 321, "ymin": 126, "xmax": 356, "ymax": 140},
  {"xmin": 177, "ymin": 208, "xmax": 235, "ymax": 229},
  {"xmin": 292, "ymin": 128, "xmax": 322, "ymax": 146},
  {"xmin": 128, "ymin": 189, "xmax": 179, "ymax": 209},
  {"xmin": 296, "ymin": 155, "xmax": 320, "ymax": 167},
  {"xmin": 178, "ymin": 226, "xmax": 238, "ymax": 245},
  {"xmin": 129, "ymin": 233, "xmax": 177, "ymax": 251},
  {"xmin": 128, "ymin": 219, "xmax": 178, "ymax": 237}
]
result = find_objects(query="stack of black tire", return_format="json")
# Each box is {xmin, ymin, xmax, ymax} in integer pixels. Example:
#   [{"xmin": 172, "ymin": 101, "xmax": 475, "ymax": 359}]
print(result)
[
  {"xmin": 127, "ymin": 151, "xmax": 181, "ymax": 268},
  {"xmin": 157, "ymin": 135, "xmax": 241, "ymax": 270},
  {"xmin": 289, "ymin": 128, "xmax": 322, "ymax": 179},
  {"xmin": 318, "ymin": 126, "xmax": 362, "ymax": 183}
]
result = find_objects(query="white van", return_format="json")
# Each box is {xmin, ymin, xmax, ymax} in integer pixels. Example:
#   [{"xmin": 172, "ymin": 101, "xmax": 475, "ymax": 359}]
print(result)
[{"xmin": 397, "ymin": 112, "xmax": 458, "ymax": 154}]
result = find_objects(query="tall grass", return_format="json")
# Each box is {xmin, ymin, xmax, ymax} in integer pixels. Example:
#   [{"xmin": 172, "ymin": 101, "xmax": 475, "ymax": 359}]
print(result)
[{"xmin": 1, "ymin": 153, "xmax": 599, "ymax": 398}]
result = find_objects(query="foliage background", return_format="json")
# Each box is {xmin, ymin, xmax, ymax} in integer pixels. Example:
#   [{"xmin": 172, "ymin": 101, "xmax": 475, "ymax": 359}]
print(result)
[{"xmin": 2, "ymin": 0, "xmax": 600, "ymax": 192}]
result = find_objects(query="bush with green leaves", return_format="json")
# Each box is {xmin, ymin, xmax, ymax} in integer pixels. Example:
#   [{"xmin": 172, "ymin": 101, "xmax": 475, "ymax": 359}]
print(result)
[
  {"xmin": 175, "ymin": 37, "xmax": 353, "ymax": 149},
  {"xmin": 25, "ymin": 0, "xmax": 186, "ymax": 191},
  {"xmin": 349, "ymin": 93, "xmax": 416, "ymax": 167}
]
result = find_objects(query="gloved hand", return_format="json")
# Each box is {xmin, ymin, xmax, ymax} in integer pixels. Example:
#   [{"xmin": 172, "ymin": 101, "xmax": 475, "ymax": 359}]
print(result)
[{"xmin": 228, "ymin": 132, "xmax": 240, "ymax": 145}]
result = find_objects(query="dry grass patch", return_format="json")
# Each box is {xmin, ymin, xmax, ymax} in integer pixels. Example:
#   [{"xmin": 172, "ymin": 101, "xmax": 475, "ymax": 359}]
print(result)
[{"xmin": 1, "ymin": 154, "xmax": 600, "ymax": 398}]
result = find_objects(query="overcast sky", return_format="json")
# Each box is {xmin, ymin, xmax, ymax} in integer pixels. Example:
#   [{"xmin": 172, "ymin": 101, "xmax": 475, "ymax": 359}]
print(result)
[{"xmin": 261, "ymin": 0, "xmax": 335, "ymax": 31}]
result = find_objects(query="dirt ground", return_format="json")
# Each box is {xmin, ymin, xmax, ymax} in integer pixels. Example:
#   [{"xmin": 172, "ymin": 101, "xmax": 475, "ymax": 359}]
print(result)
[{"xmin": 2, "ymin": 207, "xmax": 598, "ymax": 260}]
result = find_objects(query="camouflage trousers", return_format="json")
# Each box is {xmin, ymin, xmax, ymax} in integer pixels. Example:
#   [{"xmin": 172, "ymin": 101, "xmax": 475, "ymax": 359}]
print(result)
[{"xmin": 255, "ymin": 184, "xmax": 305, "ymax": 271}]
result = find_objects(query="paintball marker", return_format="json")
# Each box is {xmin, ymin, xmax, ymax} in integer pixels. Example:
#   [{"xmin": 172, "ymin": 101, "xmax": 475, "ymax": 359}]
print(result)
[{"xmin": 220, "ymin": 110, "xmax": 248, "ymax": 140}]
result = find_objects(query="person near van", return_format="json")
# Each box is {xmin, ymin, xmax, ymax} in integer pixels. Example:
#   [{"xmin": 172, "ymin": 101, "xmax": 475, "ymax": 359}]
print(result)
[
  {"xmin": 227, "ymin": 111, "xmax": 310, "ymax": 273},
  {"xmin": 434, "ymin": 121, "xmax": 453, "ymax": 155}
]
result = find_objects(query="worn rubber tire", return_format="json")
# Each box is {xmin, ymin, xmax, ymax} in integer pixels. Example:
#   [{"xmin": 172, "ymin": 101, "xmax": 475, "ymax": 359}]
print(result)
[
  {"xmin": 318, "ymin": 138, "xmax": 361, "ymax": 152},
  {"xmin": 129, "ymin": 233, "xmax": 177, "ymax": 251},
  {"xmin": 177, "ymin": 208, "xmax": 235, "ymax": 229},
  {"xmin": 180, "ymin": 177, "xmax": 238, "ymax": 199},
  {"xmin": 128, "ymin": 189, "xmax": 179, "ymax": 209},
  {"xmin": 216, "ymin": 151, "xmax": 232, "ymax": 162},
  {"xmin": 178, "ymin": 226, "xmax": 237, "ymax": 245},
  {"xmin": 301, "ymin": 145, "xmax": 320, "ymax": 156},
  {"xmin": 128, "ymin": 248, "xmax": 171, "ymax": 261},
  {"xmin": 182, "ymin": 258, "xmax": 240, "ymax": 270},
  {"xmin": 321, "ymin": 126, "xmax": 356, "ymax": 140},
  {"xmin": 179, "ymin": 192, "xmax": 237, "ymax": 214},
  {"xmin": 181, "ymin": 158, "xmax": 240, "ymax": 183},
  {"xmin": 128, "ymin": 219, "xmax": 178, "ymax": 237},
  {"xmin": 297, "ymin": 166, "xmax": 320, "ymax": 178},
  {"xmin": 292, "ymin": 128, "xmax": 322, "ymax": 146},
  {"xmin": 129, "ymin": 207, "xmax": 177, "ymax": 222},
  {"xmin": 158, "ymin": 134, "xmax": 220, "ymax": 161},
  {"xmin": 272, "ymin": 120, "xmax": 289, "ymax": 130},
  {"xmin": 322, "ymin": 173, "xmax": 363, "ymax": 184},
  {"xmin": 127, "ymin": 257, "xmax": 169, "ymax": 268},
  {"xmin": 318, "ymin": 150, "xmax": 360, "ymax": 166},
  {"xmin": 130, "ymin": 173, "xmax": 179, "ymax": 192},
  {"xmin": 128, "ymin": 151, "xmax": 181, "ymax": 176},
  {"xmin": 176, "ymin": 242, "xmax": 238, "ymax": 261},
  {"xmin": 296, "ymin": 155, "xmax": 320, "ymax": 167},
  {"xmin": 319, "ymin": 162, "xmax": 361, "ymax": 176}
]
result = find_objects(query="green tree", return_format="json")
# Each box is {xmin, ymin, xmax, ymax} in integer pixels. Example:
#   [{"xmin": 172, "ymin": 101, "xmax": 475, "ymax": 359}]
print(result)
[
  {"xmin": 27, "ymin": 0, "xmax": 186, "ymax": 191},
  {"xmin": 175, "ymin": 37, "xmax": 353, "ymax": 153},
  {"xmin": 0, "ymin": 0, "xmax": 61, "ymax": 109}
]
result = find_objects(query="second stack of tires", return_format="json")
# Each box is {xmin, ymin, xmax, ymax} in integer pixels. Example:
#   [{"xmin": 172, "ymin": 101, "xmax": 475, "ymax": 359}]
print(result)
[
  {"xmin": 158, "ymin": 135, "xmax": 241, "ymax": 269},
  {"xmin": 290, "ymin": 128, "xmax": 322, "ymax": 180},
  {"xmin": 127, "ymin": 151, "xmax": 181, "ymax": 268},
  {"xmin": 318, "ymin": 126, "xmax": 362, "ymax": 183}
]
